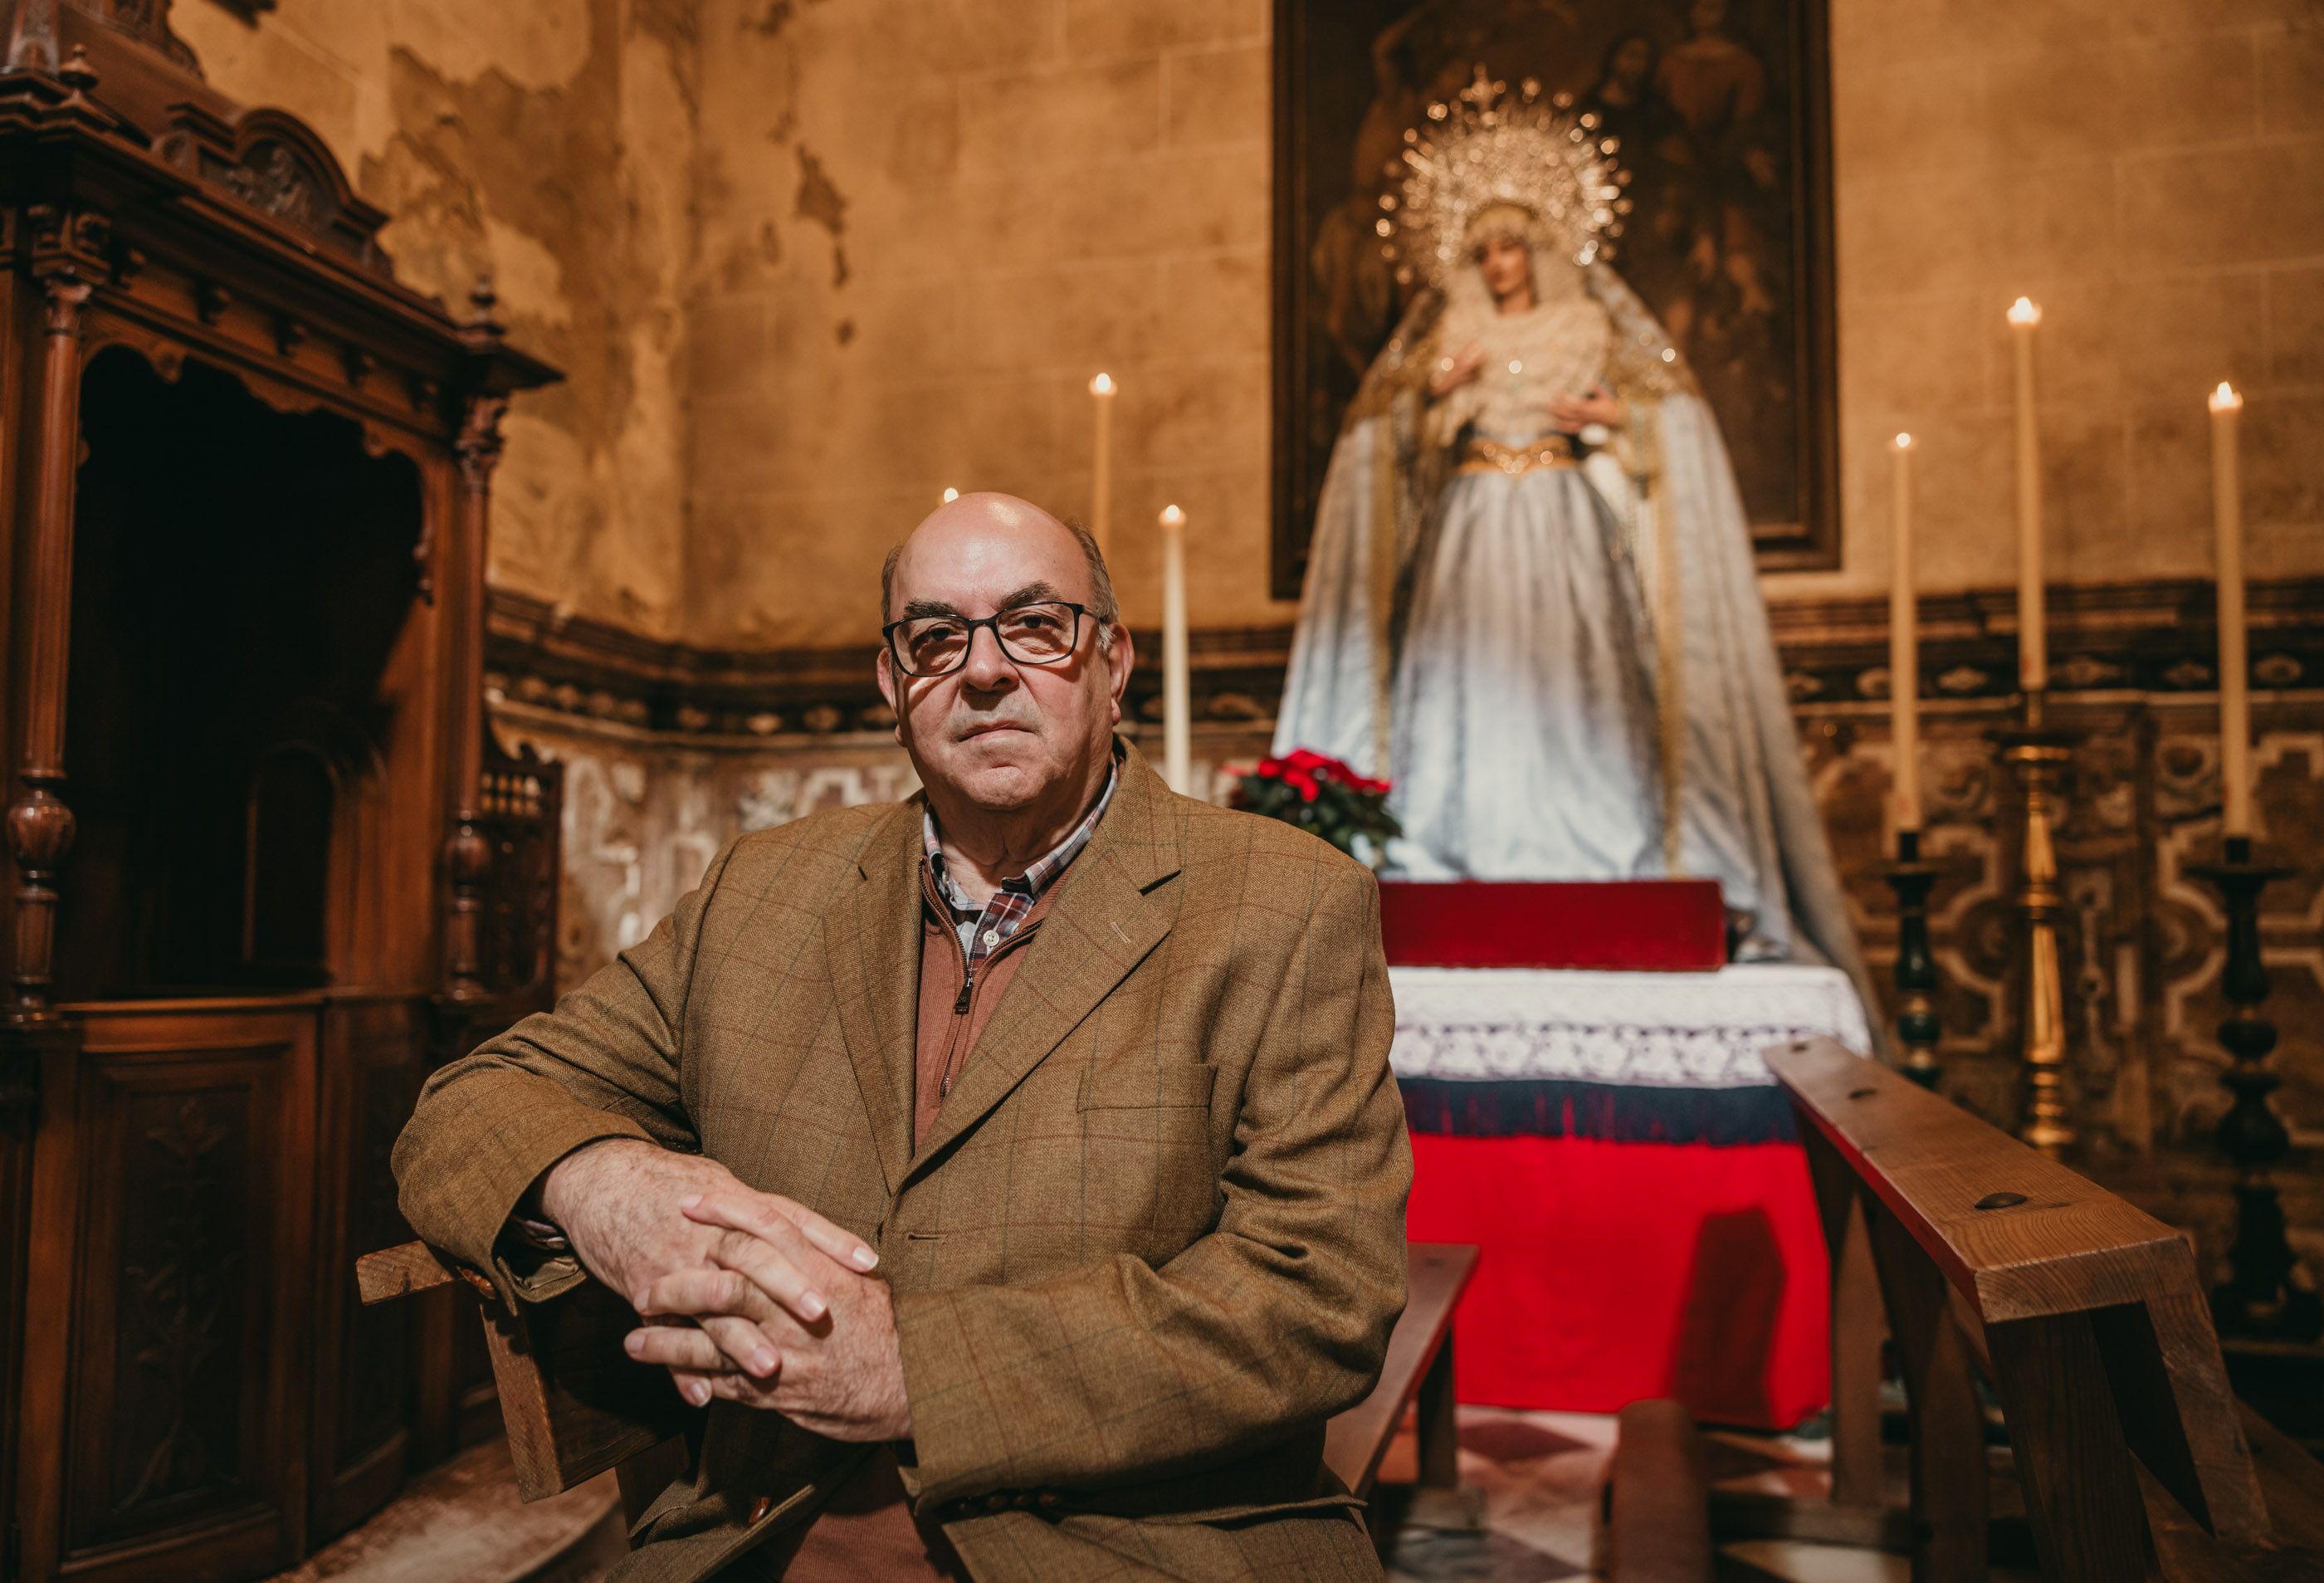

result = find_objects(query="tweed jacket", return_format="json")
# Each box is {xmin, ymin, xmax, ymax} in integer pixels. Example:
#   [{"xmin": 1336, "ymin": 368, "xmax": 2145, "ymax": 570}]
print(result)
[{"xmin": 392, "ymin": 743, "xmax": 1413, "ymax": 1581}]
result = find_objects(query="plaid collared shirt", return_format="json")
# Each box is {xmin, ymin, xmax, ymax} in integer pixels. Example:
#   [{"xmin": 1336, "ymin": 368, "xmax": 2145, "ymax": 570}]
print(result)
[{"xmin": 924, "ymin": 761, "xmax": 1117, "ymax": 981}]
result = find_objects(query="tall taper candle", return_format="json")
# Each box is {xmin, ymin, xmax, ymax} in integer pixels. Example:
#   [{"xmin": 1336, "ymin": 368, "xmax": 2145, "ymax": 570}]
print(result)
[
  {"xmin": 2008, "ymin": 297, "xmax": 2046, "ymax": 693},
  {"xmin": 1160, "ymin": 504, "xmax": 1191, "ymax": 794},
  {"xmin": 1891, "ymin": 433, "xmax": 1922, "ymax": 833},
  {"xmin": 1089, "ymin": 374, "xmax": 1116, "ymax": 558},
  {"xmin": 2211, "ymin": 382, "xmax": 2251, "ymax": 838}
]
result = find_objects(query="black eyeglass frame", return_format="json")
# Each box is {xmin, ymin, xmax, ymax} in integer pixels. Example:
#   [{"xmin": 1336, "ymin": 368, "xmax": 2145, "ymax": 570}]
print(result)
[{"xmin": 881, "ymin": 599, "xmax": 1103, "ymax": 678}]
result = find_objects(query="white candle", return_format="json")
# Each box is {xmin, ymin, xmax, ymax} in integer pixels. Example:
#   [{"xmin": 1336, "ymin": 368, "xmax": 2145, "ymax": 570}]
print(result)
[
  {"xmin": 2210, "ymin": 382, "xmax": 2251, "ymax": 838},
  {"xmin": 1090, "ymin": 374, "xmax": 1116, "ymax": 558},
  {"xmin": 1891, "ymin": 433, "xmax": 1921, "ymax": 833},
  {"xmin": 2008, "ymin": 297, "xmax": 2046, "ymax": 693},
  {"xmin": 1159, "ymin": 504, "xmax": 1190, "ymax": 794}
]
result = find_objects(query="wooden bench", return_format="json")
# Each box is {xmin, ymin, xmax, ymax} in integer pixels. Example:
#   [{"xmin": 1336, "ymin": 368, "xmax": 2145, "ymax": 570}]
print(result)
[
  {"xmin": 1322, "ymin": 1241, "xmax": 1477, "ymax": 1505},
  {"xmin": 359, "ymin": 1239, "xmax": 1479, "ymax": 1530},
  {"xmin": 1604, "ymin": 1398, "xmax": 1713, "ymax": 1583},
  {"xmin": 1764, "ymin": 1037, "xmax": 2324, "ymax": 1582}
]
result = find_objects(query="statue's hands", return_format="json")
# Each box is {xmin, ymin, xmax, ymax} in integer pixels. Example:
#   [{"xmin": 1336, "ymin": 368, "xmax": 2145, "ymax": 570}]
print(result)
[
  {"xmin": 624, "ymin": 1192, "xmax": 911, "ymax": 1442},
  {"xmin": 537, "ymin": 1140, "xmax": 878, "ymax": 1401},
  {"xmin": 1428, "ymin": 340, "xmax": 1486, "ymax": 397},
  {"xmin": 1549, "ymin": 384, "xmax": 1623, "ymax": 432}
]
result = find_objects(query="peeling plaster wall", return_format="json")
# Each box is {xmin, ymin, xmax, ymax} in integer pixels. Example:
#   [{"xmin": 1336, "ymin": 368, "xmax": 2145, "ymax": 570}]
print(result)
[
  {"xmin": 682, "ymin": 0, "xmax": 2324, "ymax": 644},
  {"xmin": 686, "ymin": 0, "xmax": 1283, "ymax": 647},
  {"xmin": 183, "ymin": 0, "xmax": 2323, "ymax": 646},
  {"xmin": 1789, "ymin": 0, "xmax": 2324, "ymax": 604},
  {"xmin": 176, "ymin": 0, "xmax": 704, "ymax": 640}
]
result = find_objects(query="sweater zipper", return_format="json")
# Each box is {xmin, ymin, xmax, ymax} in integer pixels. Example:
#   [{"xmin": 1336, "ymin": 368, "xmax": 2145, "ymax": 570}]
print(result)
[
  {"xmin": 922, "ymin": 865, "xmax": 1042, "ymax": 1096},
  {"xmin": 943, "ymin": 926, "xmax": 1042, "ymax": 1094}
]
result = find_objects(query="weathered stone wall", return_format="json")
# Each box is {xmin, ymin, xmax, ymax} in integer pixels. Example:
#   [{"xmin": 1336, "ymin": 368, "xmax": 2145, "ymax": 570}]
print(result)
[
  {"xmin": 678, "ymin": 0, "xmax": 2324, "ymax": 642},
  {"xmin": 176, "ymin": 0, "xmax": 703, "ymax": 640},
  {"xmin": 1802, "ymin": 0, "xmax": 2324, "ymax": 603},
  {"xmin": 183, "ymin": 0, "xmax": 2324, "ymax": 638},
  {"xmin": 684, "ymin": 0, "xmax": 1277, "ymax": 646}
]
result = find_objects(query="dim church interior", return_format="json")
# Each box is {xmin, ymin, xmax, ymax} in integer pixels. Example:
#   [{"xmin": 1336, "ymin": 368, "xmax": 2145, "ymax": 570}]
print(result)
[{"xmin": 1, "ymin": 1, "xmax": 2322, "ymax": 1581}]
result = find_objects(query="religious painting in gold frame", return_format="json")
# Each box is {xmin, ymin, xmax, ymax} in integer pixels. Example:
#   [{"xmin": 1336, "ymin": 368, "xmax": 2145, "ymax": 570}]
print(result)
[{"xmin": 1271, "ymin": 0, "xmax": 1840, "ymax": 597}]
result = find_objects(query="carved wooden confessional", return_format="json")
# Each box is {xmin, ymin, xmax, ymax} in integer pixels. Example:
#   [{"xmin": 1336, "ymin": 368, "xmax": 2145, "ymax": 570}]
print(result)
[{"xmin": 0, "ymin": 5, "xmax": 564, "ymax": 1579}]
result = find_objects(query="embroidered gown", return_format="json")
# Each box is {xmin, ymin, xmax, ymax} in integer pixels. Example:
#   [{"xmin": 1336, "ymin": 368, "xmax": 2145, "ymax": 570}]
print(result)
[
  {"xmin": 1387, "ymin": 284, "xmax": 1660, "ymax": 880},
  {"xmin": 1273, "ymin": 258, "xmax": 1872, "ymax": 993}
]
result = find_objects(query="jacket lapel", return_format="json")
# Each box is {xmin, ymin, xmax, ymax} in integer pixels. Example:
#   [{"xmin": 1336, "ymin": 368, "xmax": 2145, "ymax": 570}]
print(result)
[
  {"xmin": 827, "ymin": 799, "xmax": 924, "ymax": 1195},
  {"xmin": 903, "ymin": 745, "xmax": 1186, "ymax": 1182}
]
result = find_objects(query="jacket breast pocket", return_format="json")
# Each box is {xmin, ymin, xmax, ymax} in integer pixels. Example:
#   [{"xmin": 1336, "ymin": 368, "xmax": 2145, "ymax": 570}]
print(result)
[
  {"xmin": 1075, "ymin": 1060, "xmax": 1218, "ymax": 1242},
  {"xmin": 1078, "ymin": 1058, "xmax": 1216, "ymax": 1112}
]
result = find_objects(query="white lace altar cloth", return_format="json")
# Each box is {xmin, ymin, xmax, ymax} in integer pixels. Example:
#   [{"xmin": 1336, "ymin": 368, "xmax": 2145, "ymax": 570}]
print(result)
[{"xmin": 1389, "ymin": 963, "xmax": 1872, "ymax": 1091}]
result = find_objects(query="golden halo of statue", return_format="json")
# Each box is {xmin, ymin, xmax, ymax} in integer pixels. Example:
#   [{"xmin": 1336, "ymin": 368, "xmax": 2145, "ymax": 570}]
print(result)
[{"xmin": 1374, "ymin": 65, "xmax": 1632, "ymax": 291}]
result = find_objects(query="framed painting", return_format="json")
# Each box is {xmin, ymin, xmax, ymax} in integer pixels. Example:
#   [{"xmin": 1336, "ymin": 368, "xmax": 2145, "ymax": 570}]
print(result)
[{"xmin": 1271, "ymin": 0, "xmax": 1839, "ymax": 598}]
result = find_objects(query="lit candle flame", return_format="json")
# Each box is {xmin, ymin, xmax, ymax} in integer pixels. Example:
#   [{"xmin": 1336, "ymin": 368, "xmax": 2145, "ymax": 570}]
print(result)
[
  {"xmin": 942, "ymin": 487, "xmax": 959, "ymax": 502},
  {"xmin": 2007, "ymin": 296, "xmax": 2042, "ymax": 327},
  {"xmin": 1894, "ymin": 432, "xmax": 1914, "ymax": 451},
  {"xmin": 1159, "ymin": 505, "xmax": 1185, "ymax": 529},
  {"xmin": 2209, "ymin": 381, "xmax": 2242, "ymax": 414},
  {"xmin": 1090, "ymin": 372, "xmax": 1116, "ymax": 397}
]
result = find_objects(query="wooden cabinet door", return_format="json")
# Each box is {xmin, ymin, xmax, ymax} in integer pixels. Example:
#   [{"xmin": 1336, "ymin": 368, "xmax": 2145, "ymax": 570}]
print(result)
[
  {"xmin": 34, "ymin": 1004, "xmax": 317, "ymax": 1583},
  {"xmin": 305, "ymin": 995, "xmax": 424, "ymax": 1543}
]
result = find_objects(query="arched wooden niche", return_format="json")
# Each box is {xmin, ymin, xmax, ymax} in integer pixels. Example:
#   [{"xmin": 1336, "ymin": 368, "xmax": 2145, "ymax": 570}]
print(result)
[
  {"xmin": 58, "ymin": 348, "xmax": 422, "ymax": 1001},
  {"xmin": 0, "ymin": 16, "xmax": 564, "ymax": 1583}
]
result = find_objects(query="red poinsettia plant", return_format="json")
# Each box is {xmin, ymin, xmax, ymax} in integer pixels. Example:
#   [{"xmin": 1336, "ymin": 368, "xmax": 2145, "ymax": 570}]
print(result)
[{"xmin": 1226, "ymin": 748, "xmax": 1400, "ymax": 862}]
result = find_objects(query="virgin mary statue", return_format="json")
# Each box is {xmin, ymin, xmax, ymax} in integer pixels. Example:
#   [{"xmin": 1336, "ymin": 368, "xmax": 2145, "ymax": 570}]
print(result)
[{"xmin": 1276, "ymin": 70, "xmax": 1866, "ymax": 984}]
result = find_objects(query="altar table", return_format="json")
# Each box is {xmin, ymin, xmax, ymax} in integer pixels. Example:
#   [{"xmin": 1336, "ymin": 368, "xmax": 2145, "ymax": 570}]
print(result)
[{"xmin": 1390, "ymin": 964, "xmax": 1872, "ymax": 1429}]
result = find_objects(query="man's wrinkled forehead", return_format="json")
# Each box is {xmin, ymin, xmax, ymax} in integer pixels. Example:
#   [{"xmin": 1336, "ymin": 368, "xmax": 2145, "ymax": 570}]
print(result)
[{"xmin": 887, "ymin": 504, "xmax": 1091, "ymax": 620}]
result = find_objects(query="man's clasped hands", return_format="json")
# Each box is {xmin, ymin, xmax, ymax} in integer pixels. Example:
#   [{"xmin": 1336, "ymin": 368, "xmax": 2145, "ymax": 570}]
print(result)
[{"xmin": 537, "ymin": 1138, "xmax": 911, "ymax": 1442}]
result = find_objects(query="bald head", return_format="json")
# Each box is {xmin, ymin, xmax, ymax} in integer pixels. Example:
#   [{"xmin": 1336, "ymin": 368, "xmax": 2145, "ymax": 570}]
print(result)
[
  {"xmin": 874, "ymin": 491, "xmax": 1133, "ymax": 825},
  {"xmin": 882, "ymin": 493, "xmax": 1116, "ymax": 644}
]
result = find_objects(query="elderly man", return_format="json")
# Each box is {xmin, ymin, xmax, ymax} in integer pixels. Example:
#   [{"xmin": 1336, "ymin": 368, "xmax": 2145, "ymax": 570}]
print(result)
[{"xmin": 393, "ymin": 492, "xmax": 1411, "ymax": 1581}]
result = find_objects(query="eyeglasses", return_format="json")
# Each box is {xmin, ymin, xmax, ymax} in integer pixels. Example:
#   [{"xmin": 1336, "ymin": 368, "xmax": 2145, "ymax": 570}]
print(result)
[{"xmin": 882, "ymin": 600, "xmax": 1099, "ymax": 678}]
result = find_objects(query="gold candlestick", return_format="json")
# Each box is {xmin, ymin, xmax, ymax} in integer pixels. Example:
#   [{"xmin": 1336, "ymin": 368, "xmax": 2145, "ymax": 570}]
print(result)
[
  {"xmin": 1999, "ymin": 695, "xmax": 2075, "ymax": 1157},
  {"xmin": 1885, "ymin": 828, "xmax": 1942, "ymax": 1089},
  {"xmin": 2190, "ymin": 838, "xmax": 2322, "ymax": 1341}
]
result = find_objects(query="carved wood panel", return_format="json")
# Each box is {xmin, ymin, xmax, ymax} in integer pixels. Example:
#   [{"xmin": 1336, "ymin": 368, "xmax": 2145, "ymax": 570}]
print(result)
[
  {"xmin": 305, "ymin": 996, "xmax": 423, "ymax": 1544},
  {"xmin": 2, "ymin": 22, "xmax": 562, "ymax": 1579},
  {"xmin": 59, "ymin": 1004, "xmax": 315, "ymax": 1581}
]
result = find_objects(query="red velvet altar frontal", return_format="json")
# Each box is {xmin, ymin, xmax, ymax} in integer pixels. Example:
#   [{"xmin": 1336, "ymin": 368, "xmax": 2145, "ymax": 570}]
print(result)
[
  {"xmin": 1405, "ymin": 1132, "xmax": 1830, "ymax": 1429},
  {"xmin": 1379, "ymin": 880, "xmax": 1726, "ymax": 970}
]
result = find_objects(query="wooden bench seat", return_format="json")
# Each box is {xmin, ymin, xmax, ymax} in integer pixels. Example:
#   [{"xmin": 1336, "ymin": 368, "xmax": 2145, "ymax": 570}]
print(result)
[{"xmin": 1323, "ymin": 1241, "xmax": 1477, "ymax": 1501}]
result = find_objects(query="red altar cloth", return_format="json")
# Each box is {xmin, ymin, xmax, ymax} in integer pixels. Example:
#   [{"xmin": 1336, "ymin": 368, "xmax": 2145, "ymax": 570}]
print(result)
[
  {"xmin": 1379, "ymin": 878, "xmax": 1726, "ymax": 970},
  {"xmin": 1406, "ymin": 1131, "xmax": 1831, "ymax": 1429}
]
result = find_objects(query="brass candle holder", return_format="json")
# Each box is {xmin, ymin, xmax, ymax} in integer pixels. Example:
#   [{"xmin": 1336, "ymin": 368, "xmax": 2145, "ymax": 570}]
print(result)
[
  {"xmin": 2190, "ymin": 837, "xmax": 2322, "ymax": 1342},
  {"xmin": 1884, "ymin": 828, "xmax": 1942, "ymax": 1088},
  {"xmin": 1997, "ymin": 690, "xmax": 2076, "ymax": 1158}
]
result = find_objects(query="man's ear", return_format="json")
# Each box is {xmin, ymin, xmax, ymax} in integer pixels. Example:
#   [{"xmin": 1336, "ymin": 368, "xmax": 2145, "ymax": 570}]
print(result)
[
  {"xmin": 1105, "ymin": 626, "xmax": 1135, "ymax": 727},
  {"xmin": 875, "ymin": 646, "xmax": 904, "ymax": 744}
]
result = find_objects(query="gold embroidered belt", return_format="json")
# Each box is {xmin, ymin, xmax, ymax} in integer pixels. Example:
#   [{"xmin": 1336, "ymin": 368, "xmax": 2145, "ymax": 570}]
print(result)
[{"xmin": 1457, "ymin": 434, "xmax": 1578, "ymax": 476}]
